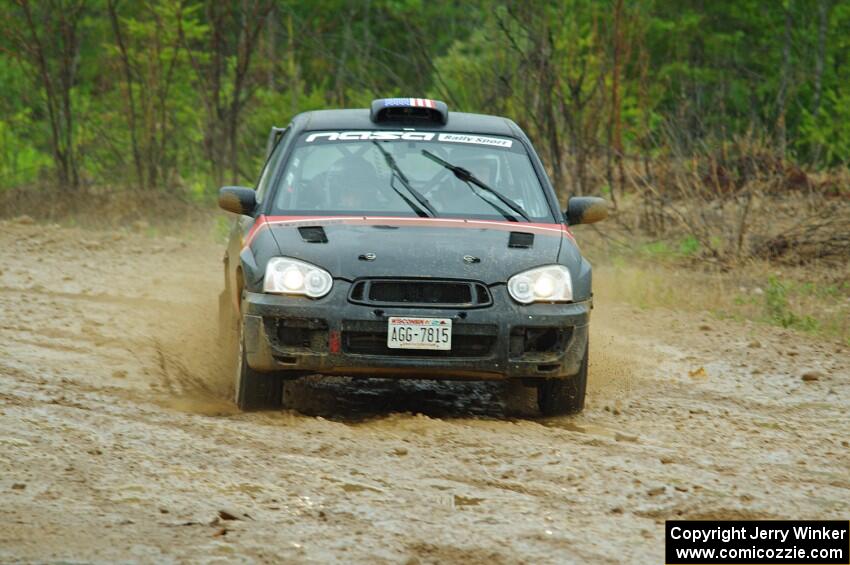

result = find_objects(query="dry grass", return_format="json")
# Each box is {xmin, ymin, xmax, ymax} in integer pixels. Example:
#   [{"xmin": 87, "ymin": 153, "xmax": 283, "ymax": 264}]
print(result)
[
  {"xmin": 571, "ymin": 133, "xmax": 850, "ymax": 267},
  {"xmin": 583, "ymin": 234, "xmax": 850, "ymax": 345},
  {"xmin": 577, "ymin": 144, "xmax": 850, "ymax": 345},
  {"xmin": 0, "ymin": 184, "xmax": 215, "ymax": 230}
]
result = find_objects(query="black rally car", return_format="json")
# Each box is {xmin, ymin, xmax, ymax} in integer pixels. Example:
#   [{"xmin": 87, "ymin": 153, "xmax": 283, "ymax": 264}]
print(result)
[{"xmin": 218, "ymin": 98, "xmax": 607, "ymax": 415}]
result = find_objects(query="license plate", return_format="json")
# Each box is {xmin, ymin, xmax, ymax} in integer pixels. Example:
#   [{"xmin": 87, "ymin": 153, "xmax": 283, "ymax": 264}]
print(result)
[{"xmin": 387, "ymin": 317, "xmax": 452, "ymax": 350}]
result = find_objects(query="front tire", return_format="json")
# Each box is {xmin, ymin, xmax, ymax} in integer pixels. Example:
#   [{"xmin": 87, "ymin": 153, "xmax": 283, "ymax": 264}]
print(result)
[
  {"xmin": 537, "ymin": 341, "xmax": 588, "ymax": 416},
  {"xmin": 234, "ymin": 317, "xmax": 283, "ymax": 411}
]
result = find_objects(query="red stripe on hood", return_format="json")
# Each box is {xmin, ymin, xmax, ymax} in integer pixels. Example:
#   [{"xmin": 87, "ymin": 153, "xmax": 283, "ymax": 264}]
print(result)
[
  {"xmin": 244, "ymin": 215, "xmax": 573, "ymax": 249},
  {"xmin": 242, "ymin": 215, "xmax": 268, "ymax": 248}
]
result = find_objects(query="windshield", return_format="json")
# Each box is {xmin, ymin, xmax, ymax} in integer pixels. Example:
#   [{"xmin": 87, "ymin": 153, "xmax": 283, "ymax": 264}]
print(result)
[{"xmin": 270, "ymin": 131, "xmax": 555, "ymax": 222}]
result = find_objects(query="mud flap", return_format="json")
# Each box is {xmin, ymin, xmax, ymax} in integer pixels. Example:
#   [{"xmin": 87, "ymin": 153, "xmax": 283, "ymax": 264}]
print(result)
[
  {"xmin": 243, "ymin": 314, "xmax": 277, "ymax": 372},
  {"xmin": 559, "ymin": 324, "xmax": 589, "ymax": 377},
  {"xmin": 537, "ymin": 340, "xmax": 588, "ymax": 416}
]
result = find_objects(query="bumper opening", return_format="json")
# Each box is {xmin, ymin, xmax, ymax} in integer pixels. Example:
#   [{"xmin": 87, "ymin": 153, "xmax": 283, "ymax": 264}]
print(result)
[
  {"xmin": 270, "ymin": 318, "xmax": 329, "ymax": 352},
  {"xmin": 273, "ymin": 354, "xmax": 298, "ymax": 364},
  {"xmin": 510, "ymin": 326, "xmax": 573, "ymax": 358}
]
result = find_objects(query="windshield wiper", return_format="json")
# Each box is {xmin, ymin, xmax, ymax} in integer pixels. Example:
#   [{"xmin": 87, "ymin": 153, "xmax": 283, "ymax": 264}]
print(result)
[
  {"xmin": 372, "ymin": 141, "xmax": 437, "ymax": 218},
  {"xmin": 421, "ymin": 150, "xmax": 531, "ymax": 222}
]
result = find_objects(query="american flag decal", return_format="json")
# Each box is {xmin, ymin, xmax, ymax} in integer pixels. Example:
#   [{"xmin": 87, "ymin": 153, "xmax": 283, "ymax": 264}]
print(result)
[{"xmin": 383, "ymin": 97, "xmax": 436, "ymax": 109}]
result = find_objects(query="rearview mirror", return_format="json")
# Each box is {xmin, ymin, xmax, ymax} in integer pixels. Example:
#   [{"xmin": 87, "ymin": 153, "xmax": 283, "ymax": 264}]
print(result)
[
  {"xmin": 218, "ymin": 186, "xmax": 257, "ymax": 216},
  {"xmin": 565, "ymin": 196, "xmax": 608, "ymax": 225}
]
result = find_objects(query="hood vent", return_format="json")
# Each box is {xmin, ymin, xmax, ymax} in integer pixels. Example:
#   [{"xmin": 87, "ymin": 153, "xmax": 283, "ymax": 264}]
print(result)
[
  {"xmin": 508, "ymin": 231, "xmax": 534, "ymax": 248},
  {"xmin": 298, "ymin": 226, "xmax": 328, "ymax": 243}
]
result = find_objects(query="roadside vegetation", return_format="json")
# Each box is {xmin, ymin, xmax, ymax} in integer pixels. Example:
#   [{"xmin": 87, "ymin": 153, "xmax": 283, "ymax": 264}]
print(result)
[
  {"xmin": 585, "ymin": 222, "xmax": 850, "ymax": 344},
  {"xmin": 592, "ymin": 257, "xmax": 849, "ymax": 344}
]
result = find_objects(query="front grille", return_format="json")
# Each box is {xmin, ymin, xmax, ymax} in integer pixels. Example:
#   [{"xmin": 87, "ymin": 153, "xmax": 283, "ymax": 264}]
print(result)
[
  {"xmin": 349, "ymin": 279, "xmax": 492, "ymax": 308},
  {"xmin": 342, "ymin": 320, "xmax": 497, "ymax": 358}
]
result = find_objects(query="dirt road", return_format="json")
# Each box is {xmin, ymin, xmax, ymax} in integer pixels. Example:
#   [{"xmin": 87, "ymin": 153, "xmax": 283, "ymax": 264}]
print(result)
[{"xmin": 1, "ymin": 217, "xmax": 847, "ymax": 563}]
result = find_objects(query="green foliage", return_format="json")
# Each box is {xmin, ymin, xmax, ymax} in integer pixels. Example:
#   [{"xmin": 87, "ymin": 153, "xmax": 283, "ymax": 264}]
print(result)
[
  {"xmin": 0, "ymin": 55, "xmax": 52, "ymax": 187},
  {"xmin": 678, "ymin": 235, "xmax": 700, "ymax": 256},
  {"xmin": 638, "ymin": 236, "xmax": 700, "ymax": 259},
  {"xmin": 640, "ymin": 240, "xmax": 672, "ymax": 257},
  {"xmin": 797, "ymin": 89, "xmax": 850, "ymax": 165},
  {"xmin": 1, "ymin": 0, "xmax": 849, "ymax": 197},
  {"xmin": 0, "ymin": 117, "xmax": 52, "ymax": 187},
  {"xmin": 763, "ymin": 276, "xmax": 819, "ymax": 332}
]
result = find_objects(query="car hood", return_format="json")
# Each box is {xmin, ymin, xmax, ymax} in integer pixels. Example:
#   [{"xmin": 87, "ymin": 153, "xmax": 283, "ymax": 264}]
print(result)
[{"xmin": 256, "ymin": 216, "xmax": 565, "ymax": 284}]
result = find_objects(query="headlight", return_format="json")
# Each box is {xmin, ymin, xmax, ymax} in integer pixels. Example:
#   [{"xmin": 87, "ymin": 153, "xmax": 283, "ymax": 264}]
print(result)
[
  {"xmin": 507, "ymin": 265, "xmax": 572, "ymax": 304},
  {"xmin": 263, "ymin": 257, "xmax": 333, "ymax": 298}
]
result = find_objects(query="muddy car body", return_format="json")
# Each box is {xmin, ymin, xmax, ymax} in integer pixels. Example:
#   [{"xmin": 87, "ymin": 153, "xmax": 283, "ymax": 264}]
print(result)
[{"xmin": 219, "ymin": 98, "xmax": 607, "ymax": 414}]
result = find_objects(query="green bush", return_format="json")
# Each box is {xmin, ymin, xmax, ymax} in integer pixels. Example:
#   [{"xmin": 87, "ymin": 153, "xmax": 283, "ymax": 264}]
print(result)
[{"xmin": 764, "ymin": 276, "xmax": 819, "ymax": 332}]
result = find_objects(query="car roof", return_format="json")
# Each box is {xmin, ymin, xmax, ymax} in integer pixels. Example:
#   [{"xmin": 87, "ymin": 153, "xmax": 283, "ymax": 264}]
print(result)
[{"xmin": 290, "ymin": 109, "xmax": 522, "ymax": 137}]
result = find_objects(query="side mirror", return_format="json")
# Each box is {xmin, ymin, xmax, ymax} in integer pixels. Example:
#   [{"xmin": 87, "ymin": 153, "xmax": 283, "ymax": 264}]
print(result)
[
  {"xmin": 218, "ymin": 186, "xmax": 257, "ymax": 216},
  {"xmin": 566, "ymin": 196, "xmax": 608, "ymax": 225}
]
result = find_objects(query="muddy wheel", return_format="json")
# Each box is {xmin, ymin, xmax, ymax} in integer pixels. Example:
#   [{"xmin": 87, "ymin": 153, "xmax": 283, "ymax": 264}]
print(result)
[
  {"xmin": 537, "ymin": 342, "xmax": 588, "ymax": 416},
  {"xmin": 218, "ymin": 290, "xmax": 239, "ymax": 369},
  {"xmin": 217, "ymin": 289, "xmax": 232, "ymax": 344},
  {"xmin": 234, "ymin": 317, "xmax": 283, "ymax": 411}
]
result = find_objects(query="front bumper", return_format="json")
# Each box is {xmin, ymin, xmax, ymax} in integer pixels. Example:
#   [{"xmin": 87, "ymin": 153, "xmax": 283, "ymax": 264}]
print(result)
[{"xmin": 242, "ymin": 282, "xmax": 590, "ymax": 380}]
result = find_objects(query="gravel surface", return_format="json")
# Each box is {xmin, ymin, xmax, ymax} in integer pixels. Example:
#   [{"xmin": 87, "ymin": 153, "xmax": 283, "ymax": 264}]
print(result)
[{"xmin": 1, "ymin": 218, "xmax": 847, "ymax": 563}]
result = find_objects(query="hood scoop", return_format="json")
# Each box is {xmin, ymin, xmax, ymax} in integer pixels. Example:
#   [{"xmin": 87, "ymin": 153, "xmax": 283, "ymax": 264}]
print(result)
[
  {"xmin": 297, "ymin": 226, "xmax": 328, "ymax": 243},
  {"xmin": 508, "ymin": 231, "xmax": 534, "ymax": 248}
]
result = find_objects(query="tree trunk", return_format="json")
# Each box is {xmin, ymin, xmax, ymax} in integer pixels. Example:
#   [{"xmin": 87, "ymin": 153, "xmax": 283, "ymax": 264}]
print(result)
[
  {"xmin": 812, "ymin": 0, "xmax": 827, "ymax": 116},
  {"xmin": 287, "ymin": 14, "xmax": 300, "ymax": 113},
  {"xmin": 265, "ymin": 3, "xmax": 275, "ymax": 91},
  {"xmin": 334, "ymin": 3, "xmax": 354, "ymax": 105},
  {"xmin": 107, "ymin": 0, "xmax": 144, "ymax": 190},
  {"xmin": 16, "ymin": 0, "xmax": 85, "ymax": 191},
  {"xmin": 811, "ymin": 0, "xmax": 829, "ymax": 165},
  {"xmin": 607, "ymin": 0, "xmax": 624, "ymax": 208},
  {"xmin": 775, "ymin": 4, "xmax": 793, "ymax": 159}
]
